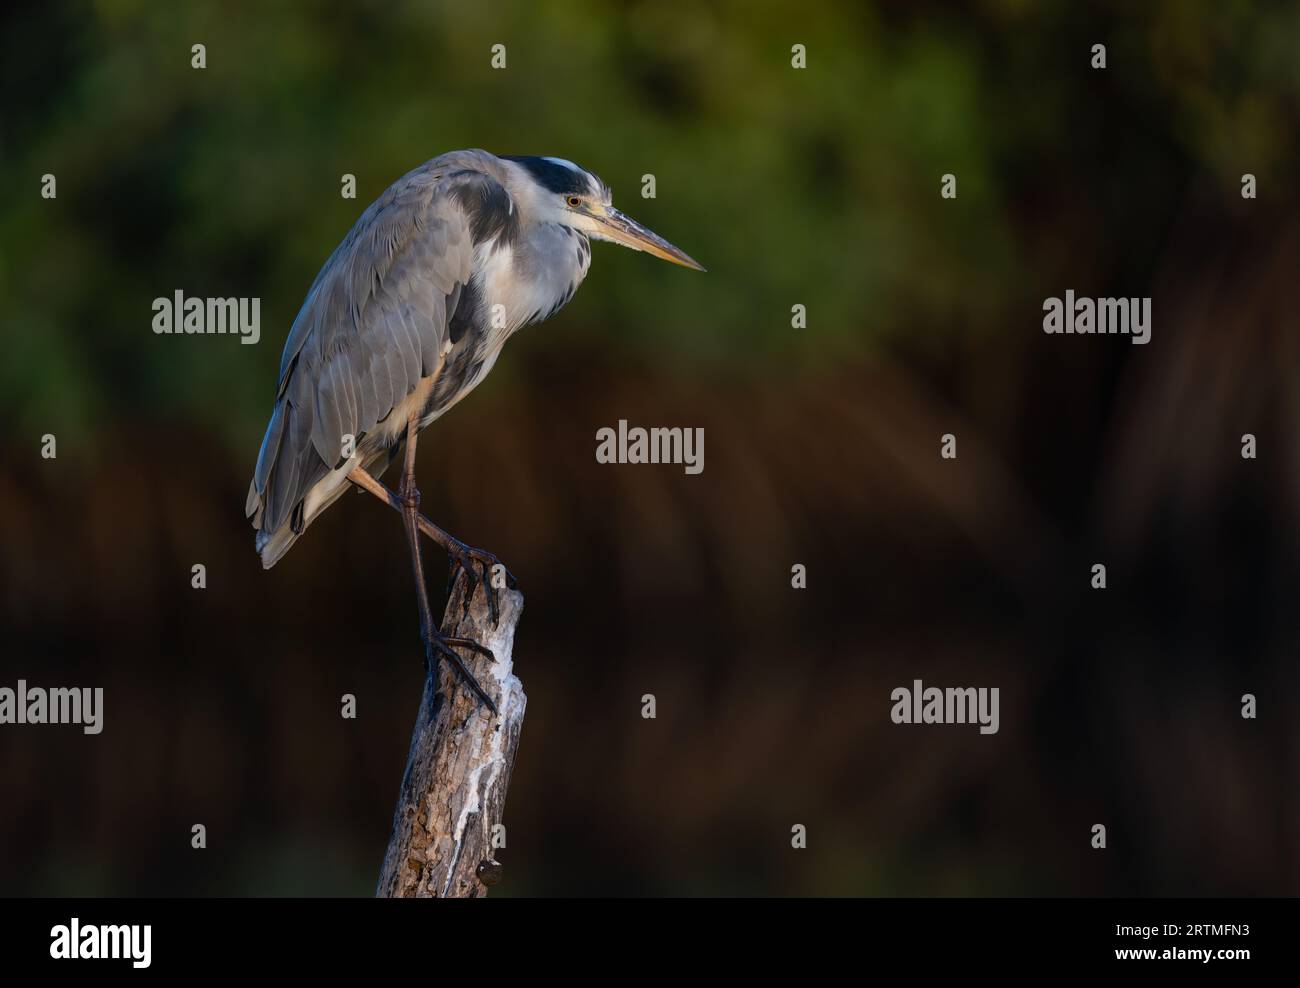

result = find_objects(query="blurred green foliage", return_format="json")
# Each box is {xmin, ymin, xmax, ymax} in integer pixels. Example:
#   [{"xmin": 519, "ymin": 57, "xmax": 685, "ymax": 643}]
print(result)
[{"xmin": 2, "ymin": 0, "xmax": 1297, "ymax": 452}]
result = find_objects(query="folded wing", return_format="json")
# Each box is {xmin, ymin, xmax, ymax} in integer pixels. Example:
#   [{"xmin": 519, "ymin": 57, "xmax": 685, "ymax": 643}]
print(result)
[{"xmin": 246, "ymin": 154, "xmax": 507, "ymax": 566}]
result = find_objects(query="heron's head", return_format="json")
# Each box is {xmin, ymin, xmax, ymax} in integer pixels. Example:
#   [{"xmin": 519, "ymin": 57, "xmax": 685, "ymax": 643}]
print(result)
[{"xmin": 500, "ymin": 155, "xmax": 705, "ymax": 271}]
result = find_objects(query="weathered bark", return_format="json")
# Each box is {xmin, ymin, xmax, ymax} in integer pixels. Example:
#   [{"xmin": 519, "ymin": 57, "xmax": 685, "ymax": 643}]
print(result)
[{"xmin": 376, "ymin": 573, "xmax": 526, "ymax": 898}]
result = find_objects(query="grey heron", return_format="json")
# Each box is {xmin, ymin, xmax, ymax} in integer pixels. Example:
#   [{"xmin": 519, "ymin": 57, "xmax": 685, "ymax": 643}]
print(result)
[{"xmin": 246, "ymin": 149, "xmax": 704, "ymax": 712}]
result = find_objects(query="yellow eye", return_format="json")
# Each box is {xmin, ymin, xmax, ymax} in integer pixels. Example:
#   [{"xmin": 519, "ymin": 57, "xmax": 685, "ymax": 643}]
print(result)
[{"xmin": 566, "ymin": 195, "xmax": 582, "ymax": 208}]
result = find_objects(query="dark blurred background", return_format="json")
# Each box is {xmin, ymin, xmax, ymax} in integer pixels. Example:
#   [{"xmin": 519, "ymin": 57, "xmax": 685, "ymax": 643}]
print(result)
[{"xmin": 2, "ymin": 0, "xmax": 1299, "ymax": 895}]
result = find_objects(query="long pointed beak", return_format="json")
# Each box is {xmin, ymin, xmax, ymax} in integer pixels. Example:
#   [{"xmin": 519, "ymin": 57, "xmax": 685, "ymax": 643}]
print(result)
[{"xmin": 593, "ymin": 207, "xmax": 706, "ymax": 271}]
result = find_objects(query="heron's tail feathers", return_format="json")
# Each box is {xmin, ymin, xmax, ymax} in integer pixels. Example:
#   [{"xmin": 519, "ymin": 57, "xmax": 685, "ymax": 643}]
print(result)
[
  {"xmin": 254, "ymin": 516, "xmax": 301, "ymax": 570},
  {"xmin": 248, "ymin": 439, "xmax": 396, "ymax": 569},
  {"xmin": 250, "ymin": 468, "xmax": 357, "ymax": 569},
  {"xmin": 246, "ymin": 395, "xmax": 328, "ymax": 568}
]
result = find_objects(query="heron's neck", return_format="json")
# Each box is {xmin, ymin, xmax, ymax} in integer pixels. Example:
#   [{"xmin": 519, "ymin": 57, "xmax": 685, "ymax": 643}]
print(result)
[{"xmin": 506, "ymin": 221, "xmax": 591, "ymax": 328}]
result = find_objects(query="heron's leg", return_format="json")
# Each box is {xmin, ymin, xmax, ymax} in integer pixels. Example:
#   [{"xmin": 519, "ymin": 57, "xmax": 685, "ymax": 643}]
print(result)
[
  {"xmin": 349, "ymin": 464, "xmax": 515, "ymax": 625},
  {"xmin": 395, "ymin": 419, "xmax": 498, "ymax": 715}
]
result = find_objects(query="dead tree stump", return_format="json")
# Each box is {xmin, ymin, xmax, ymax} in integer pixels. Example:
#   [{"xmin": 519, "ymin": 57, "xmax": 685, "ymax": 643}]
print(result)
[{"xmin": 376, "ymin": 573, "xmax": 526, "ymax": 898}]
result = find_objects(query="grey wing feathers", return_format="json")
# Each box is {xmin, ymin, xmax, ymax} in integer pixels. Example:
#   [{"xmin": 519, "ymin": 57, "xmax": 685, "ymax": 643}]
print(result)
[{"xmin": 246, "ymin": 156, "xmax": 495, "ymax": 566}]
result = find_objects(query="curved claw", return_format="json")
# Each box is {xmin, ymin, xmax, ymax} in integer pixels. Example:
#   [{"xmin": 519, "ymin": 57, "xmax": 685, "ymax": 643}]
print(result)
[
  {"xmin": 442, "ymin": 635, "xmax": 495, "ymax": 663},
  {"xmin": 478, "ymin": 561, "xmax": 497, "ymax": 627},
  {"xmin": 425, "ymin": 635, "xmax": 498, "ymax": 715},
  {"xmin": 444, "ymin": 543, "xmax": 515, "ymax": 629}
]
